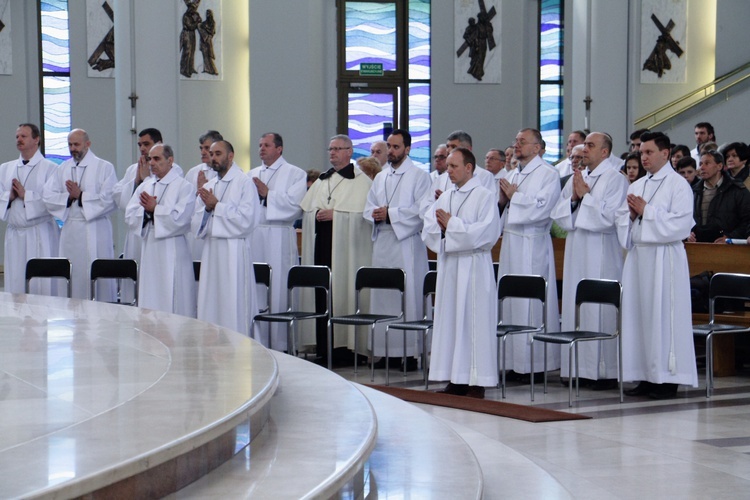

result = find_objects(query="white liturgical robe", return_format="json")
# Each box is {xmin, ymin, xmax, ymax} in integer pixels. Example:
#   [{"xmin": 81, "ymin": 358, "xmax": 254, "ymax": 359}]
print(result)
[
  {"xmin": 185, "ymin": 163, "xmax": 217, "ymax": 260},
  {"xmin": 364, "ymin": 157, "xmax": 431, "ymax": 357},
  {"xmin": 125, "ymin": 168, "xmax": 196, "ymax": 317},
  {"xmin": 615, "ymin": 163, "xmax": 698, "ymax": 387},
  {"xmin": 497, "ymin": 155, "xmax": 562, "ymax": 373},
  {"xmin": 421, "ymin": 167, "xmax": 498, "ymax": 215},
  {"xmin": 0, "ymin": 150, "xmax": 60, "ymax": 294},
  {"xmin": 422, "ymin": 176, "xmax": 502, "ymax": 387},
  {"xmin": 195, "ymin": 163, "xmax": 259, "ymax": 336},
  {"xmin": 551, "ymin": 156, "xmax": 628, "ymax": 379},
  {"xmin": 43, "ymin": 150, "xmax": 117, "ymax": 300},
  {"xmin": 299, "ymin": 164, "xmax": 373, "ymax": 352},
  {"xmin": 248, "ymin": 156, "xmax": 307, "ymax": 350},
  {"xmin": 113, "ymin": 162, "xmax": 183, "ymax": 303}
]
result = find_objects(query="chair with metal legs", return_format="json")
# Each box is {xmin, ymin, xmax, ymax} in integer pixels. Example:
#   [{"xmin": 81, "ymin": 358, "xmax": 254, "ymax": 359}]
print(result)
[
  {"xmin": 531, "ymin": 279, "xmax": 623, "ymax": 407},
  {"xmin": 252, "ymin": 265, "xmax": 331, "ymax": 355},
  {"xmin": 327, "ymin": 266, "xmax": 405, "ymax": 380},
  {"xmin": 693, "ymin": 273, "xmax": 750, "ymax": 398},
  {"xmin": 496, "ymin": 274, "xmax": 547, "ymax": 399},
  {"xmin": 25, "ymin": 258, "xmax": 73, "ymax": 298},
  {"xmin": 90, "ymin": 258, "xmax": 138, "ymax": 305},
  {"xmin": 382, "ymin": 270, "xmax": 437, "ymax": 389}
]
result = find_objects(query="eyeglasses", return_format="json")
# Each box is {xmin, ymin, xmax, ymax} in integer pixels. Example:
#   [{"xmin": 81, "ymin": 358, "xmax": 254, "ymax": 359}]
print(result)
[
  {"xmin": 327, "ymin": 146, "xmax": 351, "ymax": 152},
  {"xmin": 433, "ymin": 154, "xmax": 447, "ymax": 160}
]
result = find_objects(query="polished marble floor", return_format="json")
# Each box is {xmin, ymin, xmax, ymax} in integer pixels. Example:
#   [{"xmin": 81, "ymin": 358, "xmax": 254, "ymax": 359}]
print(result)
[{"xmin": 334, "ymin": 362, "xmax": 750, "ymax": 499}]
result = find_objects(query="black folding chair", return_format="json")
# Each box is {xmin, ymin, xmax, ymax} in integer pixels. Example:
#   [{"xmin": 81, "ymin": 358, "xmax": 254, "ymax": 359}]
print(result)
[
  {"xmin": 252, "ymin": 265, "xmax": 331, "ymax": 355},
  {"xmin": 382, "ymin": 270, "xmax": 437, "ymax": 388},
  {"xmin": 693, "ymin": 273, "xmax": 750, "ymax": 398},
  {"xmin": 253, "ymin": 262, "xmax": 272, "ymax": 316},
  {"xmin": 532, "ymin": 279, "xmax": 623, "ymax": 407},
  {"xmin": 496, "ymin": 274, "xmax": 547, "ymax": 399},
  {"xmin": 25, "ymin": 257, "xmax": 72, "ymax": 298},
  {"xmin": 90, "ymin": 259, "xmax": 138, "ymax": 305},
  {"xmin": 328, "ymin": 266, "xmax": 406, "ymax": 380}
]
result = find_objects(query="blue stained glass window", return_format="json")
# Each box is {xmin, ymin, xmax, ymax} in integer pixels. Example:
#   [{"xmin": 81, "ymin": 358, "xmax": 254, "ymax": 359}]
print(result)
[
  {"xmin": 346, "ymin": 2, "xmax": 397, "ymax": 72},
  {"xmin": 408, "ymin": 0, "xmax": 430, "ymax": 80},
  {"xmin": 539, "ymin": 0, "xmax": 563, "ymax": 164},
  {"xmin": 40, "ymin": 0, "xmax": 71, "ymax": 165},
  {"xmin": 409, "ymin": 83, "xmax": 430, "ymax": 171},
  {"xmin": 348, "ymin": 92, "xmax": 395, "ymax": 160}
]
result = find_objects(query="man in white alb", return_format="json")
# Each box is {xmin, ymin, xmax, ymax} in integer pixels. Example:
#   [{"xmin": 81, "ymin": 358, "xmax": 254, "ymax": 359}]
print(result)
[
  {"xmin": 364, "ymin": 129, "xmax": 431, "ymax": 370},
  {"xmin": 125, "ymin": 144, "xmax": 196, "ymax": 317},
  {"xmin": 185, "ymin": 130, "xmax": 223, "ymax": 260},
  {"xmin": 248, "ymin": 132, "xmax": 307, "ymax": 350},
  {"xmin": 0, "ymin": 123, "xmax": 60, "ymax": 294},
  {"xmin": 43, "ymin": 128, "xmax": 117, "ymax": 300}
]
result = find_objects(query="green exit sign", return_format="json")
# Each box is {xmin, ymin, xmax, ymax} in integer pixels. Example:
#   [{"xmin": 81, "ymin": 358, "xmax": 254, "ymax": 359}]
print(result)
[{"xmin": 359, "ymin": 63, "xmax": 384, "ymax": 76}]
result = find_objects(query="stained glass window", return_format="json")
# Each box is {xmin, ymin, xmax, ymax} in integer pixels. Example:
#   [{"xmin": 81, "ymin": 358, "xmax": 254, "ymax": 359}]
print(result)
[
  {"xmin": 539, "ymin": 0, "xmax": 563, "ymax": 163},
  {"xmin": 348, "ymin": 92, "xmax": 396, "ymax": 160},
  {"xmin": 40, "ymin": 0, "xmax": 71, "ymax": 164},
  {"xmin": 345, "ymin": 2, "xmax": 397, "ymax": 72}
]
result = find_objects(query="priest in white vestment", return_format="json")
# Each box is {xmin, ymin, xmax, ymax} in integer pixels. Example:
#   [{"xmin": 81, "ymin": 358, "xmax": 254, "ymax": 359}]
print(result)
[
  {"xmin": 248, "ymin": 132, "xmax": 307, "ymax": 351},
  {"xmin": 299, "ymin": 134, "xmax": 373, "ymax": 365},
  {"xmin": 0, "ymin": 124, "xmax": 60, "ymax": 295},
  {"xmin": 429, "ymin": 143, "xmax": 448, "ymax": 182},
  {"xmin": 616, "ymin": 131, "xmax": 698, "ymax": 399},
  {"xmin": 422, "ymin": 147, "xmax": 502, "ymax": 399},
  {"xmin": 185, "ymin": 130, "xmax": 222, "ymax": 260},
  {"xmin": 125, "ymin": 144, "xmax": 196, "ymax": 317},
  {"xmin": 113, "ymin": 129, "xmax": 183, "ymax": 304},
  {"xmin": 497, "ymin": 128, "xmax": 562, "ymax": 376},
  {"xmin": 43, "ymin": 129, "xmax": 117, "ymax": 300},
  {"xmin": 551, "ymin": 133, "xmax": 628, "ymax": 385},
  {"xmin": 195, "ymin": 140, "xmax": 259, "ymax": 336},
  {"xmin": 364, "ymin": 130, "xmax": 431, "ymax": 363}
]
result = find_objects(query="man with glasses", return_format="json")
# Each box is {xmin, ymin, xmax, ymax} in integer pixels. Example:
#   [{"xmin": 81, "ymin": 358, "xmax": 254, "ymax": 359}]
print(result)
[
  {"xmin": 430, "ymin": 143, "xmax": 448, "ymax": 182},
  {"xmin": 555, "ymin": 130, "xmax": 586, "ymax": 178},
  {"xmin": 496, "ymin": 128, "xmax": 562, "ymax": 381},
  {"xmin": 300, "ymin": 134, "xmax": 373, "ymax": 366}
]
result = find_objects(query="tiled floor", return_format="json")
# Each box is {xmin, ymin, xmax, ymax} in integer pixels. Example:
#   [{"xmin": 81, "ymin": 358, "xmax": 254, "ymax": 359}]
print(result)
[{"xmin": 333, "ymin": 362, "xmax": 750, "ymax": 499}]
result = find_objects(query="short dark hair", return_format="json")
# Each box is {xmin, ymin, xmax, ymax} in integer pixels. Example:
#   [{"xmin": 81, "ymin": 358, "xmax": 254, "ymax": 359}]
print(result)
[
  {"xmin": 139, "ymin": 128, "xmax": 162, "ymax": 143},
  {"xmin": 447, "ymin": 130, "xmax": 472, "ymax": 147},
  {"xmin": 199, "ymin": 130, "xmax": 223, "ymax": 143},
  {"xmin": 695, "ymin": 121, "xmax": 715, "ymax": 139},
  {"xmin": 630, "ymin": 128, "xmax": 650, "ymax": 141},
  {"xmin": 676, "ymin": 156, "xmax": 697, "ymax": 170},
  {"xmin": 571, "ymin": 130, "xmax": 587, "ymax": 142},
  {"xmin": 215, "ymin": 140, "xmax": 234, "ymax": 154},
  {"xmin": 671, "ymin": 144, "xmax": 691, "ymax": 158},
  {"xmin": 640, "ymin": 131, "xmax": 671, "ymax": 151},
  {"xmin": 720, "ymin": 142, "xmax": 750, "ymax": 163},
  {"xmin": 453, "ymin": 147, "xmax": 476, "ymax": 172},
  {"xmin": 18, "ymin": 123, "xmax": 41, "ymax": 139},
  {"xmin": 390, "ymin": 128, "xmax": 412, "ymax": 147},
  {"xmin": 262, "ymin": 132, "xmax": 283, "ymax": 148},
  {"xmin": 488, "ymin": 148, "xmax": 505, "ymax": 160}
]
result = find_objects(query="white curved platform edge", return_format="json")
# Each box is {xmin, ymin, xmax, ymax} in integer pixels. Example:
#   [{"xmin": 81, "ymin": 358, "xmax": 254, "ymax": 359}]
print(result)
[
  {"xmin": 0, "ymin": 293, "xmax": 278, "ymax": 499},
  {"xmin": 175, "ymin": 352, "xmax": 483, "ymax": 499}
]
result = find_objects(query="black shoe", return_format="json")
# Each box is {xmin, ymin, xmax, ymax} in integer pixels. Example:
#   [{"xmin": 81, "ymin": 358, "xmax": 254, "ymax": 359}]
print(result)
[
  {"xmin": 401, "ymin": 357, "xmax": 419, "ymax": 372},
  {"xmin": 504, "ymin": 370, "xmax": 523, "ymax": 382},
  {"xmin": 519, "ymin": 372, "xmax": 545, "ymax": 384},
  {"xmin": 591, "ymin": 379, "xmax": 618, "ymax": 391},
  {"xmin": 466, "ymin": 386, "xmax": 486, "ymax": 399},
  {"xmin": 648, "ymin": 383, "xmax": 678, "ymax": 400},
  {"xmin": 436, "ymin": 382, "xmax": 468, "ymax": 396},
  {"xmin": 624, "ymin": 381, "xmax": 653, "ymax": 396}
]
